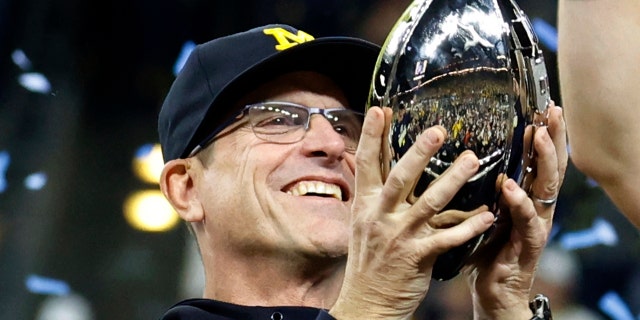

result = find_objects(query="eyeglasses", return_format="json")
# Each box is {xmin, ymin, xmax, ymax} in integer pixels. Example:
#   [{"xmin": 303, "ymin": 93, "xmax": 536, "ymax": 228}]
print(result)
[{"xmin": 189, "ymin": 102, "xmax": 364, "ymax": 156}]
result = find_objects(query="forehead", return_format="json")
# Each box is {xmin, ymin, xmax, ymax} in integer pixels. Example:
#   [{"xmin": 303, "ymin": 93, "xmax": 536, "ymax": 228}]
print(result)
[{"xmin": 235, "ymin": 71, "xmax": 350, "ymax": 108}]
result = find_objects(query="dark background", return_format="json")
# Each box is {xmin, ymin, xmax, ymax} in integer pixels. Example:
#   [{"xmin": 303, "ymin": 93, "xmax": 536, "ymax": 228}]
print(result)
[{"xmin": 1, "ymin": 0, "xmax": 638, "ymax": 319}]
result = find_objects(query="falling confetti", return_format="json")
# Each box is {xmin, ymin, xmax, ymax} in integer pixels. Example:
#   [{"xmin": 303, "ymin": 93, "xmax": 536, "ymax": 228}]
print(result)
[
  {"xmin": 0, "ymin": 151, "xmax": 9, "ymax": 193},
  {"xmin": 18, "ymin": 72, "xmax": 51, "ymax": 94},
  {"xmin": 25, "ymin": 274, "xmax": 71, "ymax": 296},
  {"xmin": 559, "ymin": 217, "xmax": 618, "ymax": 250},
  {"xmin": 598, "ymin": 291, "xmax": 635, "ymax": 320},
  {"xmin": 173, "ymin": 40, "xmax": 196, "ymax": 76},
  {"xmin": 24, "ymin": 171, "xmax": 48, "ymax": 190}
]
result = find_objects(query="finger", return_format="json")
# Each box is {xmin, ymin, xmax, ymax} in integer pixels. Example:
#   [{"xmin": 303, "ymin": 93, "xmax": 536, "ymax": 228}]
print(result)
[
  {"xmin": 411, "ymin": 151, "xmax": 480, "ymax": 219},
  {"xmin": 355, "ymin": 107, "xmax": 387, "ymax": 196},
  {"xmin": 381, "ymin": 126, "xmax": 446, "ymax": 209},
  {"xmin": 529, "ymin": 126, "xmax": 560, "ymax": 217},
  {"xmin": 414, "ymin": 211, "xmax": 494, "ymax": 259},
  {"xmin": 520, "ymin": 124, "xmax": 535, "ymax": 193},
  {"xmin": 500, "ymin": 178, "xmax": 550, "ymax": 265},
  {"xmin": 501, "ymin": 179, "xmax": 539, "ymax": 223},
  {"xmin": 380, "ymin": 107, "xmax": 394, "ymax": 179},
  {"xmin": 547, "ymin": 105, "xmax": 568, "ymax": 186},
  {"xmin": 428, "ymin": 205, "xmax": 490, "ymax": 228}
]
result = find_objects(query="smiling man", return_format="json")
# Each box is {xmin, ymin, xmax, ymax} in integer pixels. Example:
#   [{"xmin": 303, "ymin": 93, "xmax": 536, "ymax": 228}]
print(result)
[{"xmin": 157, "ymin": 24, "xmax": 567, "ymax": 320}]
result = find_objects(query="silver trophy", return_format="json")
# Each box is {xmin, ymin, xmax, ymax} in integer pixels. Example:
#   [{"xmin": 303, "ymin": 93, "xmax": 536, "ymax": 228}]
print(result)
[{"xmin": 367, "ymin": 0, "xmax": 551, "ymax": 280}]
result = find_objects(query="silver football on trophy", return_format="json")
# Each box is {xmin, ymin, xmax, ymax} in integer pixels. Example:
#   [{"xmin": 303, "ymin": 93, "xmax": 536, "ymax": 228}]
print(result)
[{"xmin": 367, "ymin": 0, "xmax": 551, "ymax": 280}]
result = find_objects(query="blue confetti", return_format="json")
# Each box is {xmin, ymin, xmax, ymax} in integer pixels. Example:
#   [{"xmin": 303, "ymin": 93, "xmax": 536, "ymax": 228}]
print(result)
[
  {"xmin": 559, "ymin": 217, "xmax": 618, "ymax": 250},
  {"xmin": 24, "ymin": 171, "xmax": 47, "ymax": 190},
  {"xmin": 586, "ymin": 177, "xmax": 599, "ymax": 188},
  {"xmin": 532, "ymin": 18, "xmax": 558, "ymax": 53},
  {"xmin": 599, "ymin": 291, "xmax": 635, "ymax": 320},
  {"xmin": 135, "ymin": 143, "xmax": 154, "ymax": 159},
  {"xmin": 11, "ymin": 49, "xmax": 32, "ymax": 70},
  {"xmin": 25, "ymin": 274, "xmax": 71, "ymax": 296},
  {"xmin": 173, "ymin": 40, "xmax": 196, "ymax": 76},
  {"xmin": 0, "ymin": 151, "xmax": 9, "ymax": 193},
  {"xmin": 18, "ymin": 72, "xmax": 51, "ymax": 94}
]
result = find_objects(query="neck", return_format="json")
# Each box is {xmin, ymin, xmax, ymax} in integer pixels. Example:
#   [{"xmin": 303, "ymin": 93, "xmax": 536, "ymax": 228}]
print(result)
[{"xmin": 201, "ymin": 246, "xmax": 347, "ymax": 309}]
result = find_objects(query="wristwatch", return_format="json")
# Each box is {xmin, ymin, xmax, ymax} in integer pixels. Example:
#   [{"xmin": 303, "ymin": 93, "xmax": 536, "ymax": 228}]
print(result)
[{"xmin": 529, "ymin": 294, "xmax": 553, "ymax": 320}]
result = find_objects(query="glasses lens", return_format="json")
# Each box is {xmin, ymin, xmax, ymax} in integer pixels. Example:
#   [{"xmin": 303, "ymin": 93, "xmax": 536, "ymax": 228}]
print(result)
[
  {"xmin": 247, "ymin": 104, "xmax": 308, "ymax": 142},
  {"xmin": 325, "ymin": 110, "xmax": 363, "ymax": 151},
  {"xmin": 246, "ymin": 103, "xmax": 364, "ymax": 152}
]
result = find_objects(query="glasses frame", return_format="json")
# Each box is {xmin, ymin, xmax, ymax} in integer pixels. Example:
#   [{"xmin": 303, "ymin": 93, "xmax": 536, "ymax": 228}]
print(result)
[{"xmin": 188, "ymin": 101, "xmax": 364, "ymax": 157}]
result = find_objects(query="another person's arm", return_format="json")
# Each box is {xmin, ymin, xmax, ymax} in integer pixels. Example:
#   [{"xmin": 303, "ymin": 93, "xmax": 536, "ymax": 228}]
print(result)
[{"xmin": 558, "ymin": 0, "xmax": 640, "ymax": 227}]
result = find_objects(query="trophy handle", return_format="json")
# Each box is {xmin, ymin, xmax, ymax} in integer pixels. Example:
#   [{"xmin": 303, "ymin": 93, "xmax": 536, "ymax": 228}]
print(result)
[{"xmin": 499, "ymin": 0, "xmax": 552, "ymax": 193}]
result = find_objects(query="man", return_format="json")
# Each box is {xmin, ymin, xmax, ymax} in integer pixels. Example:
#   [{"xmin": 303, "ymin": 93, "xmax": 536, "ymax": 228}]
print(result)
[
  {"xmin": 558, "ymin": 0, "xmax": 640, "ymax": 228},
  {"xmin": 157, "ymin": 24, "xmax": 567, "ymax": 319}
]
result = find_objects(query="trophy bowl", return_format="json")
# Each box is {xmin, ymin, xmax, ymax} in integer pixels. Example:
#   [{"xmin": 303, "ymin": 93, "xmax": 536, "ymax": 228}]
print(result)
[{"xmin": 367, "ymin": 0, "xmax": 551, "ymax": 280}]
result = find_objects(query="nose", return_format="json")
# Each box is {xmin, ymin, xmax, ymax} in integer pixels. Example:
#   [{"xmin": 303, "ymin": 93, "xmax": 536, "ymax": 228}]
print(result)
[{"xmin": 300, "ymin": 115, "xmax": 347, "ymax": 161}]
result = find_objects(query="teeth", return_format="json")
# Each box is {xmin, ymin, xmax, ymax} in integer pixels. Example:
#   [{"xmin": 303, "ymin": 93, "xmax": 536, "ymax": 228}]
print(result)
[{"xmin": 286, "ymin": 181, "xmax": 343, "ymax": 200}]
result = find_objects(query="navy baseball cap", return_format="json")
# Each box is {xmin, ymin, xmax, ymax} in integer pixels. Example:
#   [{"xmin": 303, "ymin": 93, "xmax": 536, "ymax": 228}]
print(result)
[{"xmin": 158, "ymin": 24, "xmax": 381, "ymax": 162}]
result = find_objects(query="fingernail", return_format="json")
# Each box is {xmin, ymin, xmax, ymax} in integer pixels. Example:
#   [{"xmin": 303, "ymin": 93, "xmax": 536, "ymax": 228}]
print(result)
[
  {"xmin": 462, "ymin": 155, "xmax": 478, "ymax": 169},
  {"xmin": 505, "ymin": 179, "xmax": 517, "ymax": 191},
  {"xmin": 463, "ymin": 156, "xmax": 476, "ymax": 169},
  {"xmin": 481, "ymin": 212, "xmax": 495, "ymax": 224},
  {"xmin": 426, "ymin": 129, "xmax": 440, "ymax": 144}
]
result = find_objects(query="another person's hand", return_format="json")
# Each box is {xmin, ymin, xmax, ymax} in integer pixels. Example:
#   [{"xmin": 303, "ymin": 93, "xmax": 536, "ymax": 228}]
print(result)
[
  {"xmin": 466, "ymin": 105, "xmax": 568, "ymax": 320},
  {"xmin": 330, "ymin": 106, "xmax": 495, "ymax": 319}
]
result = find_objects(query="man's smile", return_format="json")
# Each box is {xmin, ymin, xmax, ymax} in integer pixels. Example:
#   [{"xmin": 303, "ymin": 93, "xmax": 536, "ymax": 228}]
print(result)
[{"xmin": 285, "ymin": 180, "xmax": 345, "ymax": 201}]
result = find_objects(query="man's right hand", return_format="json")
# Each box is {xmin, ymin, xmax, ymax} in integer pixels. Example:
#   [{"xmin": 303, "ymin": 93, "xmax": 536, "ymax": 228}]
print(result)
[{"xmin": 329, "ymin": 106, "xmax": 494, "ymax": 319}]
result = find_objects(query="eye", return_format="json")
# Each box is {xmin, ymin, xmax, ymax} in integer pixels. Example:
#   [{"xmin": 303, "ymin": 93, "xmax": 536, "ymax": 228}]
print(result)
[
  {"xmin": 328, "ymin": 112, "xmax": 364, "ymax": 140},
  {"xmin": 332, "ymin": 124, "xmax": 360, "ymax": 140},
  {"xmin": 252, "ymin": 108, "xmax": 305, "ymax": 129},
  {"xmin": 255, "ymin": 114, "xmax": 295, "ymax": 127}
]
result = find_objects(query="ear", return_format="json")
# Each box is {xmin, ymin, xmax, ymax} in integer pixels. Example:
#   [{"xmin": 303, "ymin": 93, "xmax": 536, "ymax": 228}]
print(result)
[{"xmin": 160, "ymin": 158, "xmax": 204, "ymax": 222}]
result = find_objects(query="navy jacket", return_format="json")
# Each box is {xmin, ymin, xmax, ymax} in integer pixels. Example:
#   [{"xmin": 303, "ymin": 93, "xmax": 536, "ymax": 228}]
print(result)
[{"xmin": 160, "ymin": 298, "xmax": 337, "ymax": 320}]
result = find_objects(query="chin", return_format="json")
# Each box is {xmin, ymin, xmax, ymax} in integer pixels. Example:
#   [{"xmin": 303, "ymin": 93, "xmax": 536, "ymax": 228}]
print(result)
[{"xmin": 306, "ymin": 229, "xmax": 349, "ymax": 258}]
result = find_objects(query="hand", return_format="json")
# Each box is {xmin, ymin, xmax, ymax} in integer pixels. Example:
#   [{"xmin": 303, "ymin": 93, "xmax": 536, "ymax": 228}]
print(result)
[
  {"xmin": 329, "ymin": 107, "xmax": 495, "ymax": 319},
  {"xmin": 465, "ymin": 105, "xmax": 568, "ymax": 320}
]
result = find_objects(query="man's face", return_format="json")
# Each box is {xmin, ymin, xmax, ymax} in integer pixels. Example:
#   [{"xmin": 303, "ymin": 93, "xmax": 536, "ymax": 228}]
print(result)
[{"xmin": 195, "ymin": 71, "xmax": 356, "ymax": 260}]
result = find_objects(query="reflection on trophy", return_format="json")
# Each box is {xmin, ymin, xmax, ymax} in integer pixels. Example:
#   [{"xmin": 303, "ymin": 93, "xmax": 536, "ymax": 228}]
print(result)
[{"xmin": 367, "ymin": 0, "xmax": 551, "ymax": 280}]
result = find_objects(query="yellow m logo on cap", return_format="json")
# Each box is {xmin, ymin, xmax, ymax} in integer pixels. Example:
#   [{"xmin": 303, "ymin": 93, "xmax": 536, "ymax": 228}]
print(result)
[{"xmin": 263, "ymin": 27, "xmax": 315, "ymax": 51}]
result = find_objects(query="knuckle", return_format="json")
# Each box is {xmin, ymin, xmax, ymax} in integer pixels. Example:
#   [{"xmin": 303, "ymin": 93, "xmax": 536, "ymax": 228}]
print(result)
[
  {"xmin": 418, "ymin": 191, "xmax": 445, "ymax": 214},
  {"xmin": 543, "ymin": 178, "xmax": 561, "ymax": 195},
  {"xmin": 386, "ymin": 171, "xmax": 408, "ymax": 191}
]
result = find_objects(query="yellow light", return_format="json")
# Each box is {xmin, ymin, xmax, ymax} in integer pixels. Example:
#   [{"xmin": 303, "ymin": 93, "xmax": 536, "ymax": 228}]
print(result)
[
  {"xmin": 133, "ymin": 143, "xmax": 164, "ymax": 184},
  {"xmin": 124, "ymin": 190, "xmax": 179, "ymax": 232}
]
